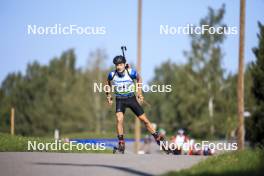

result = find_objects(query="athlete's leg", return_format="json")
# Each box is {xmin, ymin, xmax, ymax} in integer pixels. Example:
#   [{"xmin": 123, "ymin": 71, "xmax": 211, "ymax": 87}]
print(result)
[
  {"xmin": 137, "ymin": 113, "xmax": 156, "ymax": 134},
  {"xmin": 115, "ymin": 112, "xmax": 125, "ymax": 151},
  {"xmin": 116, "ymin": 112, "xmax": 124, "ymax": 136},
  {"xmin": 137, "ymin": 113, "xmax": 165, "ymax": 148},
  {"xmin": 129, "ymin": 96, "xmax": 167, "ymax": 150},
  {"xmin": 115, "ymin": 97, "xmax": 126, "ymax": 152},
  {"xmin": 128, "ymin": 96, "xmax": 155, "ymax": 133}
]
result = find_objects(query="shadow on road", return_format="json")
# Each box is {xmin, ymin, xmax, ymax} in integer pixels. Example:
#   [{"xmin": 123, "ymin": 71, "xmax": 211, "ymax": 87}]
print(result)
[{"xmin": 33, "ymin": 162, "xmax": 153, "ymax": 176}]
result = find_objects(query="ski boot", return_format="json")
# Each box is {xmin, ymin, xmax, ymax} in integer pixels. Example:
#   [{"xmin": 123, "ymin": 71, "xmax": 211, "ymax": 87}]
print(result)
[
  {"xmin": 113, "ymin": 140, "xmax": 125, "ymax": 154},
  {"xmin": 153, "ymin": 132, "xmax": 171, "ymax": 154}
]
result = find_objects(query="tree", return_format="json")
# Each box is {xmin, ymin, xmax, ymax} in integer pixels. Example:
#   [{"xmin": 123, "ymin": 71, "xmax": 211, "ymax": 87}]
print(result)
[
  {"xmin": 0, "ymin": 48, "xmax": 120, "ymax": 136},
  {"xmin": 184, "ymin": 4, "xmax": 228, "ymax": 137},
  {"xmin": 248, "ymin": 22, "xmax": 264, "ymax": 147},
  {"xmin": 145, "ymin": 5, "xmax": 240, "ymax": 139}
]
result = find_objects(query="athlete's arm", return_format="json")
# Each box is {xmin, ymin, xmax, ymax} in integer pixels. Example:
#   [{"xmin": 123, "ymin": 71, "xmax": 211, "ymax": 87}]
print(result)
[
  {"xmin": 106, "ymin": 74, "xmax": 113, "ymax": 105},
  {"xmin": 105, "ymin": 79, "xmax": 112, "ymax": 97},
  {"xmin": 136, "ymin": 73, "xmax": 144, "ymax": 103},
  {"xmin": 136, "ymin": 73, "xmax": 143, "ymax": 96}
]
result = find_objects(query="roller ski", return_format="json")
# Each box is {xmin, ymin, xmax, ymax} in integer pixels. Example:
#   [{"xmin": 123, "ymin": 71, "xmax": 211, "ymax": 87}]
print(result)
[{"xmin": 113, "ymin": 140, "xmax": 125, "ymax": 154}]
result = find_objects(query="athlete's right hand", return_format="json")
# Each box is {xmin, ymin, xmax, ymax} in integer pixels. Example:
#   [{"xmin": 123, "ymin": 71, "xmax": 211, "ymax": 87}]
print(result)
[{"xmin": 107, "ymin": 95, "xmax": 113, "ymax": 106}]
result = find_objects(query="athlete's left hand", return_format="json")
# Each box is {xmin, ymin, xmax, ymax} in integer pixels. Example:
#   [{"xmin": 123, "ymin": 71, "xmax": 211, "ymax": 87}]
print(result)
[{"xmin": 137, "ymin": 94, "xmax": 144, "ymax": 104}]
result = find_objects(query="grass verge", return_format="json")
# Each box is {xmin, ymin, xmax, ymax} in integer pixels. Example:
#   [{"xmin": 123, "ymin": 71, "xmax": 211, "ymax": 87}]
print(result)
[
  {"xmin": 0, "ymin": 133, "xmax": 111, "ymax": 153},
  {"xmin": 164, "ymin": 149, "xmax": 264, "ymax": 176}
]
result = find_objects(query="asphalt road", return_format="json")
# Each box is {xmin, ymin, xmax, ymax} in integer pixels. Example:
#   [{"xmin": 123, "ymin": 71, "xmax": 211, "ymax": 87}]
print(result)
[{"xmin": 0, "ymin": 152, "xmax": 206, "ymax": 176}]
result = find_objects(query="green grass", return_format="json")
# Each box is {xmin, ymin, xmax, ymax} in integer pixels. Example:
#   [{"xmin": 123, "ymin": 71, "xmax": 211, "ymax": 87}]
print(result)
[
  {"xmin": 0, "ymin": 133, "xmax": 111, "ymax": 153},
  {"xmin": 164, "ymin": 149, "xmax": 264, "ymax": 176}
]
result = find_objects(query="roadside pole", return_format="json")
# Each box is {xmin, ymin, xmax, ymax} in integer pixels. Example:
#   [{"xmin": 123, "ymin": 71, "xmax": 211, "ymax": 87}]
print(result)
[
  {"xmin": 237, "ymin": 0, "xmax": 246, "ymax": 150},
  {"xmin": 11, "ymin": 107, "xmax": 15, "ymax": 135},
  {"xmin": 134, "ymin": 0, "xmax": 142, "ymax": 154}
]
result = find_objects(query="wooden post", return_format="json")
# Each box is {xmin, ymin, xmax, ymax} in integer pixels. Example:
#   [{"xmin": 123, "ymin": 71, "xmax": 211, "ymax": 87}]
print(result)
[
  {"xmin": 237, "ymin": 0, "xmax": 246, "ymax": 150},
  {"xmin": 134, "ymin": 0, "xmax": 142, "ymax": 154},
  {"xmin": 11, "ymin": 107, "xmax": 15, "ymax": 135}
]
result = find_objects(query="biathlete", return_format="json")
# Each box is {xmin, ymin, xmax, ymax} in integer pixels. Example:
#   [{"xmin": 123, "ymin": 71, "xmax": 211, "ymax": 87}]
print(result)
[{"xmin": 105, "ymin": 47, "xmax": 169, "ymax": 154}]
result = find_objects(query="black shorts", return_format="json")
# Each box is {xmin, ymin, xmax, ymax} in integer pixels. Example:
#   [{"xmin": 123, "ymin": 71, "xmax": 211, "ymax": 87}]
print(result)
[{"xmin": 116, "ymin": 95, "xmax": 144, "ymax": 117}]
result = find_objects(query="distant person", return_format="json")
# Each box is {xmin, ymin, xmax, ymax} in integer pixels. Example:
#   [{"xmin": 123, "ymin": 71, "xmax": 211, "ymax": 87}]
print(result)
[{"xmin": 171, "ymin": 129, "xmax": 189, "ymax": 154}]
